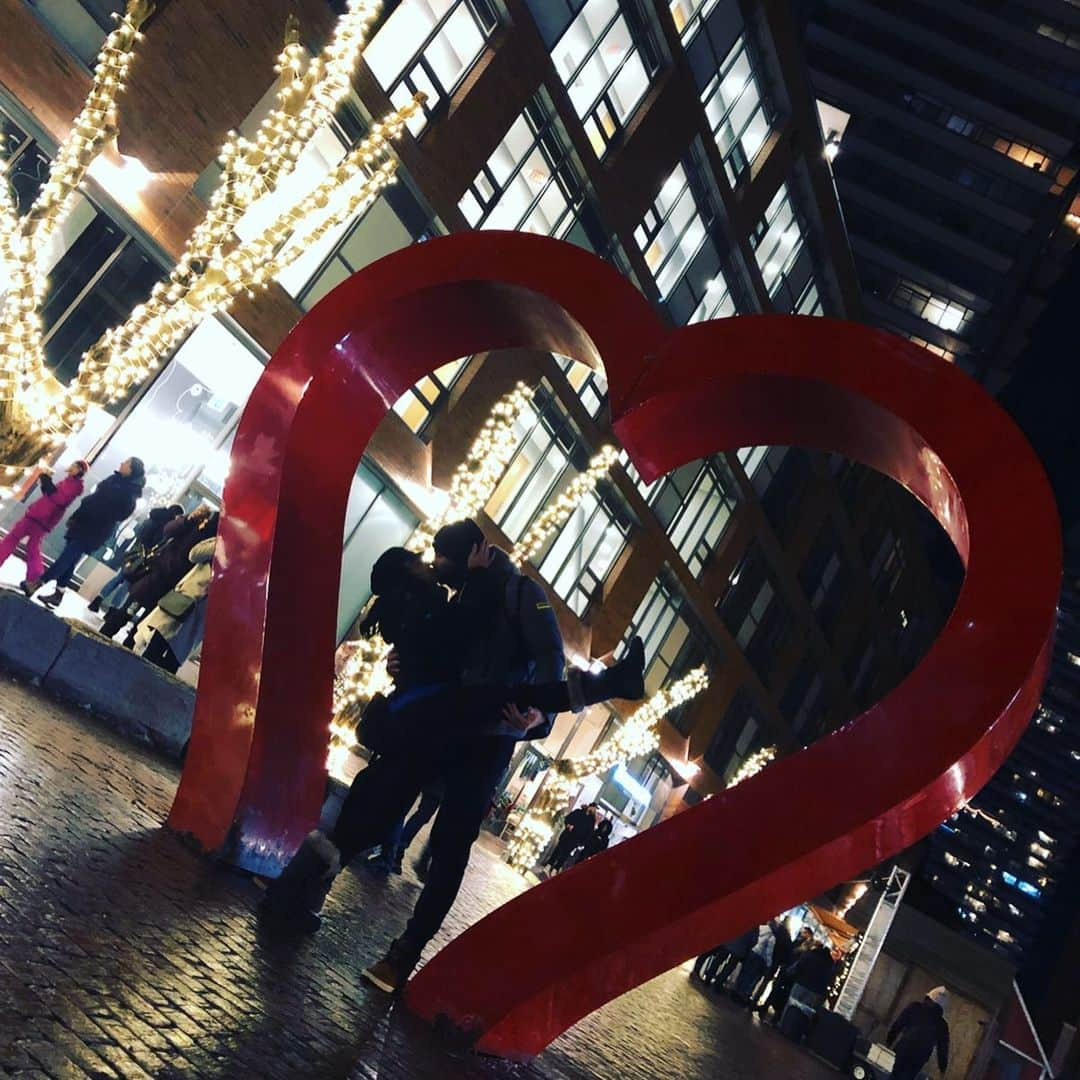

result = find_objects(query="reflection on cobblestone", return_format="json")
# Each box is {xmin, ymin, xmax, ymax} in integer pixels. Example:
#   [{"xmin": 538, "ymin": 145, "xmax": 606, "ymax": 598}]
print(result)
[{"xmin": 0, "ymin": 678, "xmax": 833, "ymax": 1079}]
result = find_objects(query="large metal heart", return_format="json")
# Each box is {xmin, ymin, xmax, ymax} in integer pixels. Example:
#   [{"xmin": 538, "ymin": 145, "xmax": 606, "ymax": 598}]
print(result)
[{"xmin": 167, "ymin": 232, "xmax": 1060, "ymax": 1058}]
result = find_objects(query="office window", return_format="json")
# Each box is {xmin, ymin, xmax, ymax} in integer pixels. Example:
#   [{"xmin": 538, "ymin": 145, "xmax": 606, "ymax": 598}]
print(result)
[
  {"xmin": 750, "ymin": 185, "xmax": 806, "ymax": 298},
  {"xmin": 900, "ymin": 91, "xmax": 1074, "ymax": 194},
  {"xmin": 888, "ymin": 279, "xmax": 975, "ymax": 335},
  {"xmin": 704, "ymin": 689, "xmax": 767, "ymax": 782},
  {"xmin": 459, "ymin": 99, "xmax": 583, "ymax": 239},
  {"xmin": 24, "ymin": 0, "xmax": 121, "ymax": 68},
  {"xmin": 737, "ymin": 445, "xmax": 770, "ymax": 485},
  {"xmin": 392, "ymin": 357, "xmax": 470, "ymax": 436},
  {"xmin": 1037, "ymin": 21, "xmax": 1080, "ymax": 49},
  {"xmin": 794, "ymin": 278, "xmax": 823, "ymax": 316},
  {"xmin": 1, "ymin": 108, "xmax": 50, "ymax": 213},
  {"xmin": 536, "ymin": 482, "xmax": 632, "ymax": 615},
  {"xmin": 556, "ymin": 357, "xmax": 608, "ymax": 419},
  {"xmin": 780, "ymin": 658, "xmax": 826, "ymax": 740},
  {"xmin": 337, "ymin": 462, "xmax": 419, "ymax": 641},
  {"xmin": 624, "ymin": 574, "xmax": 709, "ymax": 700},
  {"xmin": 486, "ymin": 387, "xmax": 585, "ymax": 542},
  {"xmin": 687, "ymin": 273, "xmax": 735, "ymax": 323},
  {"xmin": 646, "ymin": 458, "xmax": 738, "ymax": 577},
  {"xmin": 701, "ymin": 37, "xmax": 772, "ymax": 185},
  {"xmin": 547, "ymin": 0, "xmax": 660, "ymax": 157},
  {"xmin": 717, "ymin": 541, "xmax": 789, "ymax": 682},
  {"xmin": 364, "ymin": 0, "xmax": 500, "ymax": 133},
  {"xmin": 635, "ymin": 164, "xmax": 710, "ymax": 299},
  {"xmin": 669, "ymin": 0, "xmax": 720, "ymax": 39}
]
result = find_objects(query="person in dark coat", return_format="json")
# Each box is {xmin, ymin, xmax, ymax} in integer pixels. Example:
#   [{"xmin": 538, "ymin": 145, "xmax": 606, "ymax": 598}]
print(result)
[
  {"xmin": 708, "ymin": 926, "xmax": 759, "ymax": 989},
  {"xmin": 752, "ymin": 918, "xmax": 793, "ymax": 1006},
  {"xmin": 265, "ymin": 521, "xmax": 643, "ymax": 994},
  {"xmin": 99, "ymin": 505, "xmax": 215, "ymax": 642},
  {"xmin": 788, "ymin": 942, "xmax": 837, "ymax": 1000},
  {"xmin": 87, "ymin": 503, "xmax": 184, "ymax": 613},
  {"xmin": 544, "ymin": 803, "xmax": 598, "ymax": 872},
  {"xmin": 887, "ymin": 987, "xmax": 950, "ymax": 1080},
  {"xmin": 24, "ymin": 458, "xmax": 146, "ymax": 608},
  {"xmin": 568, "ymin": 815, "xmax": 612, "ymax": 866},
  {"xmin": 756, "ymin": 926, "xmax": 814, "ymax": 1017}
]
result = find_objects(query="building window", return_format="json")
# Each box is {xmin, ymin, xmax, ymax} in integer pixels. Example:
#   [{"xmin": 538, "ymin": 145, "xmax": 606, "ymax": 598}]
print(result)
[
  {"xmin": 1037, "ymin": 21, "xmax": 1080, "ymax": 50},
  {"xmin": 459, "ymin": 98, "xmax": 584, "ymax": 238},
  {"xmin": 717, "ymin": 541, "xmax": 789, "ymax": 683},
  {"xmin": 624, "ymin": 573, "xmax": 709, "ymax": 700},
  {"xmin": 794, "ymin": 277, "xmax": 823, "ymax": 316},
  {"xmin": 646, "ymin": 458, "xmax": 739, "ymax": 577},
  {"xmin": 750, "ymin": 184, "xmax": 806, "ymax": 299},
  {"xmin": 1, "ymin": 107, "xmax": 50, "ymax": 212},
  {"xmin": 888, "ymin": 279, "xmax": 974, "ymax": 335},
  {"xmin": 392, "ymin": 357, "xmax": 471, "ymax": 436},
  {"xmin": 556, "ymin": 357, "xmax": 608, "ymax": 419},
  {"xmin": 337, "ymin": 461, "xmax": 419, "ymax": 641},
  {"xmin": 364, "ymin": 0, "xmax": 500, "ymax": 133},
  {"xmin": 23, "ymin": 0, "xmax": 121, "ymax": 68},
  {"xmin": 635, "ymin": 163, "xmax": 712, "ymax": 300},
  {"xmin": 900, "ymin": 90, "xmax": 1075, "ymax": 194},
  {"xmin": 546, "ymin": 0, "xmax": 660, "ymax": 158},
  {"xmin": 780, "ymin": 658, "xmax": 826, "ymax": 740},
  {"xmin": 704, "ymin": 689, "xmax": 767, "ymax": 782},
  {"xmin": 668, "ymin": 0, "xmax": 720, "ymax": 40},
  {"xmin": 701, "ymin": 36, "xmax": 773, "ymax": 185},
  {"xmin": 535, "ymin": 482, "xmax": 633, "ymax": 616},
  {"xmin": 485, "ymin": 386, "xmax": 584, "ymax": 542}
]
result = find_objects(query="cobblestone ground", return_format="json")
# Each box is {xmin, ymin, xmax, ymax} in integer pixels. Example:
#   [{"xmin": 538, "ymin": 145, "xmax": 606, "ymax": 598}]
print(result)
[{"xmin": 0, "ymin": 678, "xmax": 835, "ymax": 1079}]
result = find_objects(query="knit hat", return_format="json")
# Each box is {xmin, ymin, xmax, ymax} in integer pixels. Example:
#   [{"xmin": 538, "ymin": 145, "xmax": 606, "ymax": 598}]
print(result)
[
  {"xmin": 926, "ymin": 986, "xmax": 950, "ymax": 1011},
  {"xmin": 370, "ymin": 547, "xmax": 421, "ymax": 596},
  {"xmin": 73, "ymin": 460, "xmax": 89, "ymax": 476},
  {"xmin": 432, "ymin": 519, "xmax": 485, "ymax": 568}
]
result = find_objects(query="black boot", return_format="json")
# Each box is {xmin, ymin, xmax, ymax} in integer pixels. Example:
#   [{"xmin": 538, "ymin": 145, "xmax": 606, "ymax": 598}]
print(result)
[
  {"xmin": 260, "ymin": 831, "xmax": 341, "ymax": 931},
  {"xmin": 87, "ymin": 595, "xmax": 103, "ymax": 613},
  {"xmin": 515, "ymin": 637, "xmax": 646, "ymax": 714},
  {"xmin": 40, "ymin": 588, "xmax": 64, "ymax": 609},
  {"xmin": 99, "ymin": 606, "xmax": 129, "ymax": 639}
]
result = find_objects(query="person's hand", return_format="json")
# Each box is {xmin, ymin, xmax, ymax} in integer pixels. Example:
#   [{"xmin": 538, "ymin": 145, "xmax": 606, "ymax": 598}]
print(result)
[
  {"xmin": 467, "ymin": 538, "xmax": 494, "ymax": 570},
  {"xmin": 386, "ymin": 646, "xmax": 401, "ymax": 678},
  {"xmin": 502, "ymin": 703, "xmax": 543, "ymax": 734}
]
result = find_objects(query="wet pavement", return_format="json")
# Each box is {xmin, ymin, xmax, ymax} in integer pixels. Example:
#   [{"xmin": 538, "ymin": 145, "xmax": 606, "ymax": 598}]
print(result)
[{"xmin": 0, "ymin": 677, "xmax": 835, "ymax": 1079}]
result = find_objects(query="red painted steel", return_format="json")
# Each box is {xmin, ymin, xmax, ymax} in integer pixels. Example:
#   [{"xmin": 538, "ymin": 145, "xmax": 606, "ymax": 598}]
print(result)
[{"xmin": 167, "ymin": 232, "xmax": 1060, "ymax": 1057}]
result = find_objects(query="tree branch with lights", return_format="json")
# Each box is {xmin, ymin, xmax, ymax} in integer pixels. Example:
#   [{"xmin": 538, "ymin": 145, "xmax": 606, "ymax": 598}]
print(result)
[{"xmin": 0, "ymin": 0, "xmax": 419, "ymax": 490}]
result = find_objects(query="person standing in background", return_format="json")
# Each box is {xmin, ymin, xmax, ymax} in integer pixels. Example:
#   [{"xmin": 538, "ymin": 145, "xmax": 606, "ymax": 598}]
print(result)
[
  {"xmin": 887, "ymin": 986, "xmax": 951, "ymax": 1080},
  {"xmin": 0, "ymin": 461, "xmax": 88, "ymax": 586}
]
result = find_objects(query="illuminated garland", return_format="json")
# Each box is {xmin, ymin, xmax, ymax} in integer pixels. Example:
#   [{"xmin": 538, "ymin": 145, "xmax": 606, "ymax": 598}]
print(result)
[
  {"xmin": 505, "ymin": 667, "xmax": 710, "ymax": 872},
  {"xmin": 727, "ymin": 745, "xmax": 777, "ymax": 789},
  {"xmin": 510, "ymin": 445, "xmax": 619, "ymax": 566},
  {"xmin": 0, "ymin": 0, "xmax": 415, "ymax": 491}
]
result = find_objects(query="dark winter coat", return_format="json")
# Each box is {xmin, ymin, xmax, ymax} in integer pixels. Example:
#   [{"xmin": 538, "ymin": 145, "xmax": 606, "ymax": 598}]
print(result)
[
  {"xmin": 454, "ymin": 548, "xmax": 565, "ymax": 740},
  {"xmin": 768, "ymin": 920, "xmax": 794, "ymax": 974},
  {"xmin": 789, "ymin": 945, "xmax": 836, "ymax": 995},
  {"xmin": 65, "ymin": 472, "xmax": 143, "ymax": 550},
  {"xmin": 134, "ymin": 507, "xmax": 182, "ymax": 551},
  {"xmin": 887, "ymin": 999, "xmax": 950, "ymax": 1073},
  {"xmin": 127, "ymin": 516, "xmax": 215, "ymax": 610}
]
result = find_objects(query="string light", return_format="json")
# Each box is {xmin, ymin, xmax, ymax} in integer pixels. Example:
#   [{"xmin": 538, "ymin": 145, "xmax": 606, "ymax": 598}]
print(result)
[
  {"xmin": 510, "ymin": 446, "xmax": 618, "ymax": 566},
  {"xmin": 506, "ymin": 667, "xmax": 710, "ymax": 873},
  {"xmin": 0, "ymin": 0, "xmax": 417, "ymax": 492},
  {"xmin": 726, "ymin": 745, "xmax": 777, "ymax": 789}
]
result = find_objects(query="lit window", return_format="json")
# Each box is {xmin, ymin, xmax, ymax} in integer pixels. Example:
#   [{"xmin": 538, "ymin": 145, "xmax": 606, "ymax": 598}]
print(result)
[
  {"xmin": 1037, "ymin": 22, "xmax": 1080, "ymax": 50},
  {"xmin": 668, "ymin": 0, "xmax": 720, "ymax": 39},
  {"xmin": 624, "ymin": 574, "xmax": 709, "ymax": 697},
  {"xmin": 556, "ymin": 357, "xmax": 608, "ymax": 419},
  {"xmin": 888, "ymin": 279, "xmax": 975, "ymax": 335},
  {"xmin": 996, "ymin": 929, "xmax": 1015, "ymax": 944},
  {"xmin": 392, "ymin": 358, "xmax": 471, "ymax": 436},
  {"xmin": 646, "ymin": 458, "xmax": 740, "ymax": 577},
  {"xmin": 535, "ymin": 483, "xmax": 633, "ymax": 615},
  {"xmin": 634, "ymin": 164, "xmax": 711, "ymax": 299},
  {"xmin": 364, "ymin": 0, "xmax": 500, "ymax": 134},
  {"xmin": 689, "ymin": 275, "xmax": 736, "ymax": 323},
  {"xmin": 750, "ymin": 185, "xmax": 806, "ymax": 298},
  {"xmin": 794, "ymin": 278, "xmax": 824, "ymax": 316},
  {"xmin": 548, "ymin": 0, "xmax": 659, "ymax": 157},
  {"xmin": 485, "ymin": 386, "xmax": 583, "ymax": 542},
  {"xmin": 701, "ymin": 37, "xmax": 772, "ymax": 185},
  {"xmin": 459, "ymin": 99, "xmax": 583, "ymax": 238}
]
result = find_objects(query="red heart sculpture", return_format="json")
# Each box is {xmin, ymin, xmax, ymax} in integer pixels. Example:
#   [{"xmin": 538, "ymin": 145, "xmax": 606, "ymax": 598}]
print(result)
[{"xmin": 168, "ymin": 232, "xmax": 1060, "ymax": 1058}]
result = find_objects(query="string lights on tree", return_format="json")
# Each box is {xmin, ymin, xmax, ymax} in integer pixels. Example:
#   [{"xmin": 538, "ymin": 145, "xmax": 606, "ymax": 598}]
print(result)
[
  {"xmin": 726, "ymin": 745, "xmax": 778, "ymax": 789},
  {"xmin": 0, "ymin": 0, "xmax": 419, "ymax": 492},
  {"xmin": 505, "ymin": 667, "xmax": 711, "ymax": 873}
]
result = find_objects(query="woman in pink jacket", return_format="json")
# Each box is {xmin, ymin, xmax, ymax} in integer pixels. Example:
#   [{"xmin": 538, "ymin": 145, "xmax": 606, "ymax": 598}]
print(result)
[{"xmin": 0, "ymin": 461, "xmax": 89, "ymax": 584}]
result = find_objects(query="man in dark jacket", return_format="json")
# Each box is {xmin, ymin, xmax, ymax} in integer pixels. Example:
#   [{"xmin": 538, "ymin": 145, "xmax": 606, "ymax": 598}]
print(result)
[
  {"xmin": 544, "ymin": 803, "xmax": 597, "ymax": 872},
  {"xmin": 25, "ymin": 458, "xmax": 146, "ymax": 608},
  {"xmin": 263, "ymin": 519, "xmax": 566, "ymax": 994},
  {"xmin": 887, "ymin": 987, "xmax": 950, "ymax": 1080},
  {"xmin": 788, "ymin": 942, "xmax": 837, "ymax": 1000},
  {"xmin": 361, "ymin": 519, "xmax": 565, "ymax": 991},
  {"xmin": 88, "ymin": 503, "xmax": 184, "ymax": 614}
]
